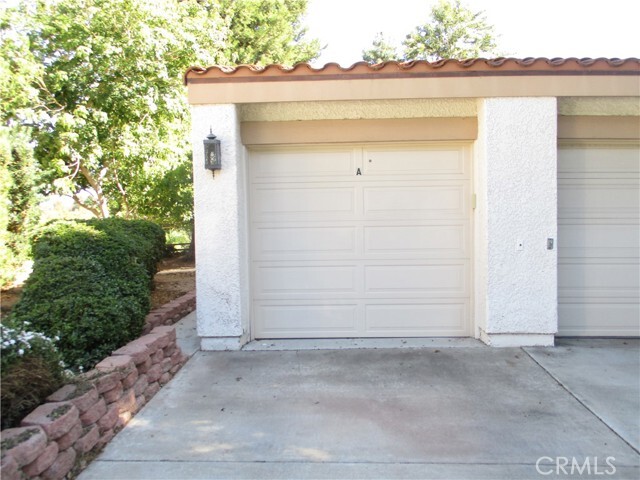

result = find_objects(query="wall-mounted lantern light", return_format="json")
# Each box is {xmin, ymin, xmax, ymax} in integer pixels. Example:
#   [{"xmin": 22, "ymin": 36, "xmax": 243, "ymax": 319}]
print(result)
[{"xmin": 203, "ymin": 129, "xmax": 221, "ymax": 174}]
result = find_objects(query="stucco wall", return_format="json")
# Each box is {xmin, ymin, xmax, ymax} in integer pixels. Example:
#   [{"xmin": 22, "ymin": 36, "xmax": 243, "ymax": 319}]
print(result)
[
  {"xmin": 191, "ymin": 104, "xmax": 249, "ymax": 350},
  {"xmin": 558, "ymin": 96, "xmax": 640, "ymax": 116},
  {"xmin": 238, "ymin": 98, "xmax": 477, "ymax": 122},
  {"xmin": 190, "ymin": 95, "xmax": 637, "ymax": 348},
  {"xmin": 476, "ymin": 98, "xmax": 558, "ymax": 346}
]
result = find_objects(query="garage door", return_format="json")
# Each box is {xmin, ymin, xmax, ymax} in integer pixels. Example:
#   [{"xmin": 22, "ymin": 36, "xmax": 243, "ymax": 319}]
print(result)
[
  {"xmin": 249, "ymin": 143, "xmax": 472, "ymax": 338},
  {"xmin": 558, "ymin": 142, "xmax": 640, "ymax": 336}
]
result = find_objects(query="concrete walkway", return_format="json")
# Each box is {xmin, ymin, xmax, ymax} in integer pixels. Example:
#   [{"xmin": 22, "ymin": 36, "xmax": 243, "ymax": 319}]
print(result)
[{"xmin": 80, "ymin": 315, "xmax": 639, "ymax": 479}]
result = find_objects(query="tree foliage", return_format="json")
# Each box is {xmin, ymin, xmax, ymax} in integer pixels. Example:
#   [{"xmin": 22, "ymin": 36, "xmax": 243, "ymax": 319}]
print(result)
[
  {"xmin": 362, "ymin": 33, "xmax": 399, "ymax": 64},
  {"xmin": 2, "ymin": 0, "xmax": 226, "ymax": 222},
  {"xmin": 0, "ymin": 5, "xmax": 43, "ymax": 285},
  {"xmin": 0, "ymin": 128, "xmax": 41, "ymax": 286},
  {"xmin": 361, "ymin": 0, "xmax": 500, "ymax": 63},
  {"xmin": 219, "ymin": 0, "xmax": 320, "ymax": 66},
  {"xmin": 0, "ymin": 0, "xmax": 320, "ymax": 239}
]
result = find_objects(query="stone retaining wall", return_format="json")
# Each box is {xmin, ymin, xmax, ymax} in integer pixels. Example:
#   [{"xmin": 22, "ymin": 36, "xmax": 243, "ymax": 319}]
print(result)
[
  {"xmin": 143, "ymin": 291, "xmax": 195, "ymax": 334},
  {"xmin": 0, "ymin": 291, "xmax": 196, "ymax": 480}
]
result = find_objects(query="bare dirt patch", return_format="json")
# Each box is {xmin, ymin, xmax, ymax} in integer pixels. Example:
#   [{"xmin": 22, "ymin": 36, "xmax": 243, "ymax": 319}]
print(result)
[
  {"xmin": 150, "ymin": 255, "xmax": 195, "ymax": 309},
  {"xmin": 1, "ymin": 255, "xmax": 195, "ymax": 318},
  {"xmin": 0, "ymin": 287, "xmax": 21, "ymax": 318}
]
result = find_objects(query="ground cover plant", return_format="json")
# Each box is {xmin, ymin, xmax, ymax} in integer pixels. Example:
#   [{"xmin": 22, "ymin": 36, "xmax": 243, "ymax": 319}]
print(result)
[{"xmin": 0, "ymin": 321, "xmax": 66, "ymax": 429}]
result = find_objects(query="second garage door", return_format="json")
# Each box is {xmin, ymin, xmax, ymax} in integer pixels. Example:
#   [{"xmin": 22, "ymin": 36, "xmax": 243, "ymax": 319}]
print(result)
[
  {"xmin": 558, "ymin": 142, "xmax": 640, "ymax": 336},
  {"xmin": 249, "ymin": 143, "xmax": 472, "ymax": 339}
]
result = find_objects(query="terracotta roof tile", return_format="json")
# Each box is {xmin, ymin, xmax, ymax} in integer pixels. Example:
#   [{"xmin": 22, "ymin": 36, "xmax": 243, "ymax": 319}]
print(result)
[{"xmin": 185, "ymin": 58, "xmax": 640, "ymax": 84}]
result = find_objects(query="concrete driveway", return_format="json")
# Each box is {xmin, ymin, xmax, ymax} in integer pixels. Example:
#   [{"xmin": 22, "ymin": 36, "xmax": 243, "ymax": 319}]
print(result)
[{"xmin": 80, "ymin": 318, "xmax": 639, "ymax": 479}]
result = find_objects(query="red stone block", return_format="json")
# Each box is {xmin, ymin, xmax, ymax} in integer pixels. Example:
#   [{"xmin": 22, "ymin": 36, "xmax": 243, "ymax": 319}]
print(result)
[
  {"xmin": 116, "ymin": 411, "xmax": 132, "ymax": 430},
  {"xmin": 135, "ymin": 394, "xmax": 146, "ymax": 412},
  {"xmin": 143, "ymin": 382, "xmax": 160, "ymax": 401},
  {"xmin": 133, "ymin": 374, "xmax": 149, "ymax": 397},
  {"xmin": 73, "ymin": 425, "xmax": 99, "ymax": 455},
  {"xmin": 161, "ymin": 357, "xmax": 173, "ymax": 373},
  {"xmin": 0, "ymin": 426, "xmax": 47, "ymax": 467},
  {"xmin": 96, "ymin": 355, "xmax": 135, "ymax": 376},
  {"xmin": 159, "ymin": 373, "xmax": 172, "ymax": 386},
  {"xmin": 122, "ymin": 369, "xmax": 139, "ymax": 389},
  {"xmin": 47, "ymin": 383, "xmax": 99, "ymax": 417},
  {"xmin": 151, "ymin": 331, "xmax": 171, "ymax": 350},
  {"xmin": 23, "ymin": 441, "xmax": 59, "ymax": 476},
  {"xmin": 55, "ymin": 423, "xmax": 82, "ymax": 451},
  {"xmin": 96, "ymin": 429, "xmax": 115, "ymax": 449},
  {"xmin": 137, "ymin": 356, "xmax": 153, "ymax": 374},
  {"xmin": 171, "ymin": 350, "xmax": 189, "ymax": 367},
  {"xmin": 151, "ymin": 349, "xmax": 164, "ymax": 364},
  {"xmin": 21, "ymin": 402, "xmax": 79, "ymax": 440},
  {"xmin": 92, "ymin": 372, "xmax": 121, "ymax": 394},
  {"xmin": 151, "ymin": 326, "xmax": 177, "ymax": 343},
  {"xmin": 79, "ymin": 398, "xmax": 107, "ymax": 427},
  {"xmin": 0, "ymin": 454, "xmax": 21, "ymax": 480},
  {"xmin": 146, "ymin": 363, "xmax": 163, "ymax": 383},
  {"xmin": 112, "ymin": 342, "xmax": 151, "ymax": 365},
  {"xmin": 134, "ymin": 334, "xmax": 163, "ymax": 353},
  {"xmin": 97, "ymin": 404, "xmax": 119, "ymax": 433},
  {"xmin": 68, "ymin": 385, "xmax": 99, "ymax": 414},
  {"xmin": 169, "ymin": 364, "xmax": 182, "ymax": 375},
  {"xmin": 41, "ymin": 447, "xmax": 76, "ymax": 480},
  {"xmin": 116, "ymin": 389, "xmax": 136, "ymax": 415},
  {"xmin": 164, "ymin": 344, "xmax": 176, "ymax": 357},
  {"xmin": 46, "ymin": 384, "xmax": 77, "ymax": 403},
  {"xmin": 102, "ymin": 382, "xmax": 124, "ymax": 404}
]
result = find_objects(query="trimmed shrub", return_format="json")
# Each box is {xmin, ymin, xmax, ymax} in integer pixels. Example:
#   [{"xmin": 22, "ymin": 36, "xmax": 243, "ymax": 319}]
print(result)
[
  {"xmin": 9, "ymin": 218, "xmax": 165, "ymax": 372},
  {"xmin": 86, "ymin": 218, "xmax": 166, "ymax": 279},
  {"xmin": 9, "ymin": 256, "xmax": 146, "ymax": 371},
  {"xmin": 1, "ymin": 321, "xmax": 65, "ymax": 429}
]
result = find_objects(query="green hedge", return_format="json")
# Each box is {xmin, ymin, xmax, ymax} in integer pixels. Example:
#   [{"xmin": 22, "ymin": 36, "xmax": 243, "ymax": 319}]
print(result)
[{"xmin": 9, "ymin": 218, "xmax": 166, "ymax": 372}]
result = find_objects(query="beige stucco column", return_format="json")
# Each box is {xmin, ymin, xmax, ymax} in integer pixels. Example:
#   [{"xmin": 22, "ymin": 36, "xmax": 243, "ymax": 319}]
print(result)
[
  {"xmin": 191, "ymin": 104, "xmax": 249, "ymax": 350},
  {"xmin": 474, "ymin": 97, "xmax": 558, "ymax": 346}
]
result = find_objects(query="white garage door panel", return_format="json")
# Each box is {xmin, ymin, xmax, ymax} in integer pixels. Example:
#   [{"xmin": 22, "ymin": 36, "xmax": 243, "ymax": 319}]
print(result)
[
  {"xmin": 559, "ymin": 224, "xmax": 639, "ymax": 258},
  {"xmin": 255, "ymin": 226, "xmax": 357, "ymax": 257},
  {"xmin": 365, "ymin": 303, "xmax": 468, "ymax": 335},
  {"xmin": 363, "ymin": 147, "xmax": 467, "ymax": 177},
  {"xmin": 256, "ymin": 265, "xmax": 357, "ymax": 295},
  {"xmin": 364, "ymin": 224, "xmax": 468, "ymax": 257},
  {"xmin": 256, "ymin": 304, "xmax": 358, "ymax": 335},
  {"xmin": 559, "ymin": 304, "xmax": 639, "ymax": 337},
  {"xmin": 559, "ymin": 262, "xmax": 639, "ymax": 298},
  {"xmin": 559, "ymin": 182, "xmax": 639, "ymax": 219},
  {"xmin": 558, "ymin": 143, "xmax": 640, "ymax": 337},
  {"xmin": 250, "ymin": 143, "xmax": 472, "ymax": 338},
  {"xmin": 251, "ymin": 149, "xmax": 355, "ymax": 178},
  {"xmin": 558, "ymin": 147, "xmax": 640, "ymax": 176},
  {"xmin": 364, "ymin": 264, "xmax": 467, "ymax": 295},
  {"xmin": 363, "ymin": 185, "xmax": 467, "ymax": 218},
  {"xmin": 253, "ymin": 187, "xmax": 356, "ymax": 218}
]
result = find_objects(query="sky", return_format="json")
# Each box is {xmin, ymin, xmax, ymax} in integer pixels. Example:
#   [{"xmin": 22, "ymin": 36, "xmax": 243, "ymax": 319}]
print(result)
[{"xmin": 305, "ymin": 0, "xmax": 640, "ymax": 67}]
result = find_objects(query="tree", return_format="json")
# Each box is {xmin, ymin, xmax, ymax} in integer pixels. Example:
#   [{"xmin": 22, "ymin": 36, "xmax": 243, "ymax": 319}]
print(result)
[
  {"xmin": 362, "ymin": 33, "xmax": 399, "ymax": 64},
  {"xmin": 0, "ymin": 7, "xmax": 43, "ymax": 286},
  {"xmin": 218, "ymin": 0, "xmax": 320, "ymax": 66},
  {"xmin": 1, "ymin": 0, "xmax": 218, "ymax": 221},
  {"xmin": 1, "ymin": 0, "xmax": 320, "ymax": 237},
  {"xmin": 361, "ymin": 0, "xmax": 500, "ymax": 63},
  {"xmin": 402, "ymin": 0, "xmax": 500, "ymax": 61}
]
